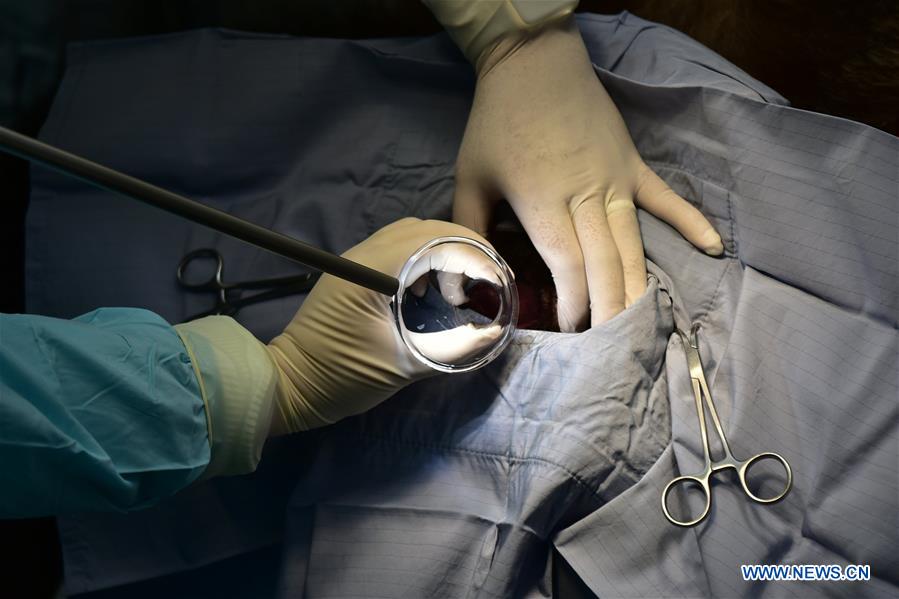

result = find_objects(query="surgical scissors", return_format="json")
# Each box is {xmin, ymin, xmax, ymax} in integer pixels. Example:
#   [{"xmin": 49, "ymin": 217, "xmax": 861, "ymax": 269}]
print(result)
[
  {"xmin": 177, "ymin": 248, "xmax": 319, "ymax": 321},
  {"xmin": 662, "ymin": 324, "xmax": 792, "ymax": 527}
]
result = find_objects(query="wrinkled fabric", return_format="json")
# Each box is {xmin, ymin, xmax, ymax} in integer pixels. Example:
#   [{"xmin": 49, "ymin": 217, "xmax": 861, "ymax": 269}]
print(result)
[
  {"xmin": 25, "ymin": 12, "xmax": 898, "ymax": 598},
  {"xmin": 0, "ymin": 309, "xmax": 209, "ymax": 517},
  {"xmin": 275, "ymin": 273, "xmax": 674, "ymax": 598}
]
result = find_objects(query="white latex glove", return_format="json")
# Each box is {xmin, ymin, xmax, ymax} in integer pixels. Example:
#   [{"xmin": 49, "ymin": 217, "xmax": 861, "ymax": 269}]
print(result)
[
  {"xmin": 266, "ymin": 218, "xmax": 502, "ymax": 434},
  {"xmin": 453, "ymin": 17, "xmax": 723, "ymax": 331}
]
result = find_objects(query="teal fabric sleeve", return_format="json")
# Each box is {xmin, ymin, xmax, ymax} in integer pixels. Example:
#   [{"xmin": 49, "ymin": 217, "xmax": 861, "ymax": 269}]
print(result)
[{"xmin": 0, "ymin": 308, "xmax": 210, "ymax": 517}]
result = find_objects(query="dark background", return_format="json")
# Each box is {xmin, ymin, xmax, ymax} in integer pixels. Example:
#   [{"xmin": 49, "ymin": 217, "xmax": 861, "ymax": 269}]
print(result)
[{"xmin": 1, "ymin": 1, "xmax": 897, "ymax": 597}]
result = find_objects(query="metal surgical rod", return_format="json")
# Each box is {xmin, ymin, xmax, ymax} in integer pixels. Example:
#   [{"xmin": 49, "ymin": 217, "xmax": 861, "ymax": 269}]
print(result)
[{"xmin": 0, "ymin": 125, "xmax": 400, "ymax": 297}]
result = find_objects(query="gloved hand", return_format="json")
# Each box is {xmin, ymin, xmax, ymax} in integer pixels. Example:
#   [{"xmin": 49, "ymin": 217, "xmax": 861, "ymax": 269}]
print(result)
[
  {"xmin": 453, "ymin": 17, "xmax": 723, "ymax": 331},
  {"xmin": 266, "ymin": 218, "xmax": 503, "ymax": 435}
]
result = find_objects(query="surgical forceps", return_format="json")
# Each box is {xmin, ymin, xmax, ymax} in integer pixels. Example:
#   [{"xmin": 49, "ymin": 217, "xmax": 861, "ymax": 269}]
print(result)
[
  {"xmin": 177, "ymin": 248, "xmax": 319, "ymax": 321},
  {"xmin": 661, "ymin": 324, "xmax": 792, "ymax": 527}
]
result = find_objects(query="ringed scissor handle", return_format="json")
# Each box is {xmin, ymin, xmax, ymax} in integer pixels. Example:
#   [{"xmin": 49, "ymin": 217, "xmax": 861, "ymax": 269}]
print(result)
[
  {"xmin": 177, "ymin": 248, "xmax": 310, "ymax": 292},
  {"xmin": 177, "ymin": 248, "xmax": 226, "ymax": 290},
  {"xmin": 176, "ymin": 248, "xmax": 320, "ymax": 321},
  {"xmin": 661, "ymin": 325, "xmax": 793, "ymax": 527}
]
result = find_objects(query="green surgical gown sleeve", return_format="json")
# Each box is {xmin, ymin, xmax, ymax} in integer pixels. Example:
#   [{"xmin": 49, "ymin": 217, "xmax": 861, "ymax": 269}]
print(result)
[
  {"xmin": 0, "ymin": 308, "xmax": 277, "ymax": 518},
  {"xmin": 0, "ymin": 308, "xmax": 210, "ymax": 517}
]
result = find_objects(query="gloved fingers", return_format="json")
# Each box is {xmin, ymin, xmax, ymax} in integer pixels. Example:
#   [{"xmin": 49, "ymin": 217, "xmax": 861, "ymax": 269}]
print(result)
[
  {"xmin": 634, "ymin": 164, "xmax": 724, "ymax": 255},
  {"xmin": 436, "ymin": 271, "xmax": 468, "ymax": 306},
  {"xmin": 404, "ymin": 242, "xmax": 502, "ymax": 288},
  {"xmin": 514, "ymin": 199, "xmax": 589, "ymax": 332},
  {"xmin": 571, "ymin": 196, "xmax": 626, "ymax": 326},
  {"xmin": 406, "ymin": 323, "xmax": 503, "ymax": 365},
  {"xmin": 606, "ymin": 201, "xmax": 648, "ymax": 307},
  {"xmin": 347, "ymin": 218, "xmax": 497, "ymax": 278}
]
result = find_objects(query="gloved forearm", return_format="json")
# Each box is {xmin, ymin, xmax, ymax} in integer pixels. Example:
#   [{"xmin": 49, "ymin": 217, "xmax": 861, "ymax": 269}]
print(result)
[
  {"xmin": 423, "ymin": 0, "xmax": 578, "ymax": 70},
  {"xmin": 174, "ymin": 315, "xmax": 278, "ymax": 479},
  {"xmin": 0, "ymin": 309, "xmax": 210, "ymax": 517}
]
